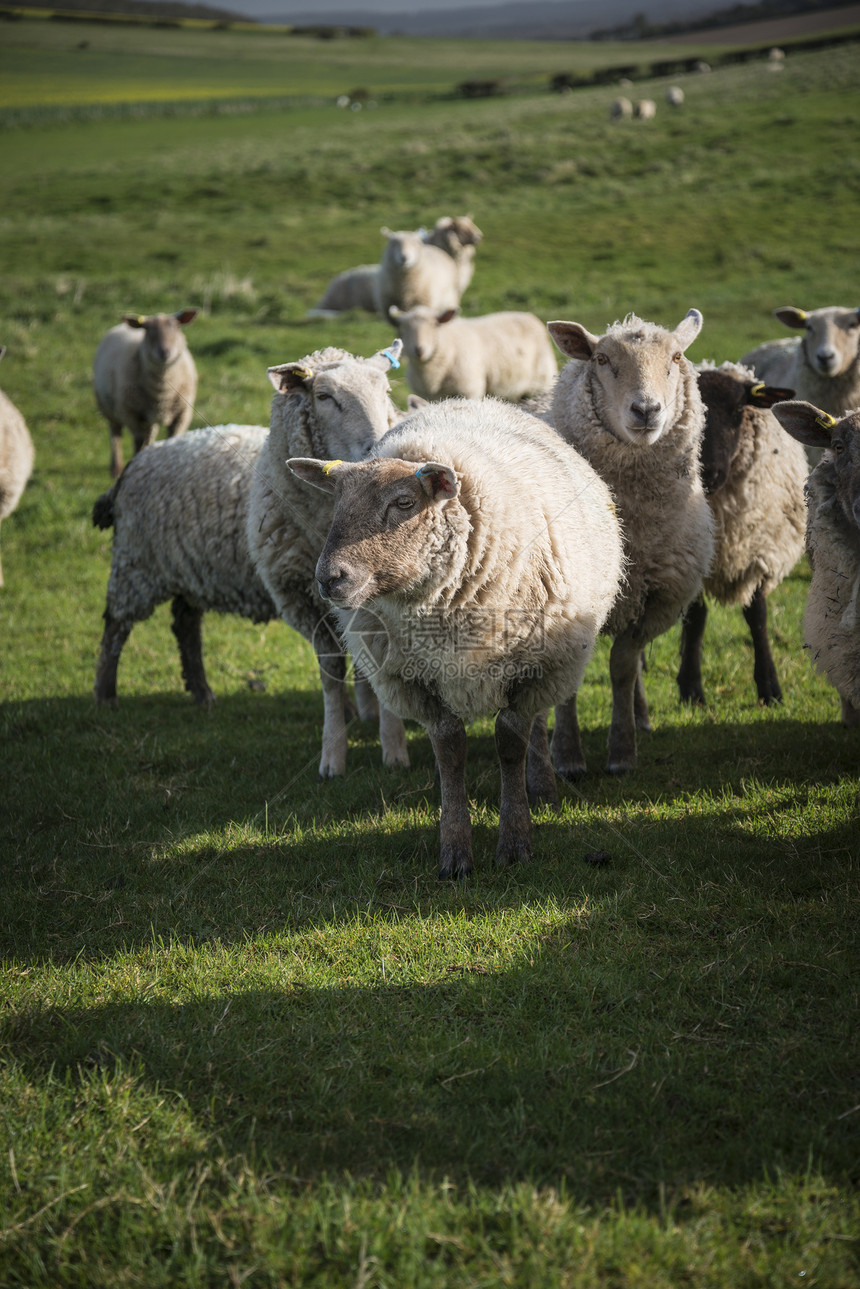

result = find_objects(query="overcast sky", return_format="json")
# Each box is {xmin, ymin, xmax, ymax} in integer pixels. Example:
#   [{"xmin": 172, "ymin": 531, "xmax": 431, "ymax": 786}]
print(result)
[{"xmin": 250, "ymin": 0, "xmax": 548, "ymax": 14}]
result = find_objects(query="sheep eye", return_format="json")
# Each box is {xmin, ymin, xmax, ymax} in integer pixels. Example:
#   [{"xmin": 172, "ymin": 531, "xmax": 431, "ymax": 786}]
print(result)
[
  {"xmin": 316, "ymin": 391, "xmax": 332, "ymax": 401},
  {"xmin": 595, "ymin": 353, "xmax": 609, "ymax": 367},
  {"xmin": 394, "ymin": 496, "xmax": 415, "ymax": 510},
  {"xmin": 672, "ymin": 352, "xmax": 682, "ymax": 364},
  {"xmin": 833, "ymin": 440, "xmax": 845, "ymax": 453}
]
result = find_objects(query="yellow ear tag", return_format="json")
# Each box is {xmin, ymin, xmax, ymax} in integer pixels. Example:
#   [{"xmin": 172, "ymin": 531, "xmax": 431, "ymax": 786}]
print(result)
[
  {"xmin": 815, "ymin": 413, "xmax": 837, "ymax": 429},
  {"xmin": 750, "ymin": 383, "xmax": 765, "ymax": 397},
  {"xmin": 294, "ymin": 365, "xmax": 314, "ymax": 381},
  {"xmin": 322, "ymin": 459, "xmax": 343, "ymax": 476},
  {"xmin": 137, "ymin": 315, "xmax": 146, "ymax": 325}
]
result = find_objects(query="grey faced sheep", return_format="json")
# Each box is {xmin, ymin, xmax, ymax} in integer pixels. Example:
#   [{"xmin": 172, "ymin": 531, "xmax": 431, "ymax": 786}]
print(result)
[
  {"xmin": 388, "ymin": 306, "xmax": 558, "ymax": 403},
  {"xmin": 422, "ymin": 215, "xmax": 483, "ymax": 295},
  {"xmin": 93, "ymin": 308, "xmax": 198, "ymax": 478},
  {"xmin": 677, "ymin": 363, "xmax": 806, "ymax": 707},
  {"xmin": 741, "ymin": 306, "xmax": 860, "ymax": 418},
  {"xmin": 0, "ymin": 347, "xmax": 35, "ymax": 587},
  {"xmin": 771, "ymin": 400, "xmax": 860, "ymax": 726},
  {"xmin": 247, "ymin": 342, "xmax": 409, "ymax": 778},
  {"xmin": 546, "ymin": 309, "xmax": 715, "ymax": 776},
  {"xmin": 289, "ymin": 397, "xmax": 624, "ymax": 878}
]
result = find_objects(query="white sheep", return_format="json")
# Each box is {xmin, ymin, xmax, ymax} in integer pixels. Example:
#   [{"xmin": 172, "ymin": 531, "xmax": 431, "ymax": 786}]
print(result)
[
  {"xmin": 375, "ymin": 227, "xmax": 467, "ymax": 320},
  {"xmin": 546, "ymin": 309, "xmax": 715, "ymax": 776},
  {"xmin": 677, "ymin": 362, "xmax": 807, "ymax": 706},
  {"xmin": 423, "ymin": 215, "xmax": 483, "ymax": 295},
  {"xmin": 0, "ymin": 347, "xmax": 35, "ymax": 588},
  {"xmin": 93, "ymin": 308, "xmax": 199, "ymax": 478},
  {"xmin": 388, "ymin": 306, "xmax": 558, "ymax": 403},
  {"xmin": 247, "ymin": 342, "xmax": 409, "ymax": 778},
  {"xmin": 307, "ymin": 264, "xmax": 379, "ymax": 318},
  {"xmin": 771, "ymin": 400, "xmax": 860, "ymax": 726},
  {"xmin": 665, "ymin": 86, "xmax": 685, "ymax": 107},
  {"xmin": 289, "ymin": 397, "xmax": 624, "ymax": 878},
  {"xmin": 635, "ymin": 99, "xmax": 657, "ymax": 119},
  {"xmin": 741, "ymin": 306, "xmax": 860, "ymax": 418},
  {"xmin": 610, "ymin": 97, "xmax": 633, "ymax": 120}
]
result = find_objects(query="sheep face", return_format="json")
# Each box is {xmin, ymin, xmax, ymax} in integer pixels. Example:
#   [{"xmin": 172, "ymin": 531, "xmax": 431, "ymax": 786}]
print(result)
[
  {"xmin": 380, "ymin": 228, "xmax": 424, "ymax": 270},
  {"xmin": 123, "ymin": 309, "xmax": 197, "ymax": 367},
  {"xmin": 428, "ymin": 216, "xmax": 483, "ymax": 253},
  {"xmin": 772, "ymin": 401, "xmax": 860, "ymax": 529},
  {"xmin": 287, "ymin": 456, "xmax": 462, "ymax": 609},
  {"xmin": 697, "ymin": 369, "xmax": 795, "ymax": 496},
  {"xmin": 267, "ymin": 341, "xmax": 403, "ymax": 462},
  {"xmin": 775, "ymin": 306, "xmax": 860, "ymax": 379},
  {"xmin": 549, "ymin": 309, "xmax": 702, "ymax": 445},
  {"xmin": 388, "ymin": 306, "xmax": 456, "ymax": 363}
]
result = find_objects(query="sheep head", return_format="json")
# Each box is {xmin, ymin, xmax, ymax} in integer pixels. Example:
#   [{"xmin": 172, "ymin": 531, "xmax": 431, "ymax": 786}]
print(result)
[
  {"xmin": 123, "ymin": 309, "xmax": 198, "ymax": 367},
  {"xmin": 548, "ymin": 309, "xmax": 703, "ymax": 446},
  {"xmin": 774, "ymin": 305, "xmax": 860, "ymax": 378},
  {"xmin": 380, "ymin": 227, "xmax": 425, "ymax": 270},
  {"xmin": 772, "ymin": 401, "xmax": 860, "ymax": 530},
  {"xmin": 388, "ymin": 306, "xmax": 457, "ymax": 363},
  {"xmin": 288, "ymin": 455, "xmax": 462, "ymax": 609},
  {"xmin": 697, "ymin": 366, "xmax": 794, "ymax": 496}
]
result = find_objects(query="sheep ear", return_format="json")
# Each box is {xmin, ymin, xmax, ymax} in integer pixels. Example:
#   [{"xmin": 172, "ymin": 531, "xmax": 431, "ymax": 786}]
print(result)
[
  {"xmin": 123, "ymin": 314, "xmax": 147, "ymax": 329},
  {"xmin": 388, "ymin": 305, "xmax": 403, "ymax": 321},
  {"xmin": 268, "ymin": 363, "xmax": 314, "ymax": 393},
  {"xmin": 287, "ymin": 457, "xmax": 342, "ymax": 493},
  {"xmin": 380, "ymin": 226, "xmax": 393, "ymax": 239},
  {"xmin": 174, "ymin": 308, "xmax": 198, "ymax": 326},
  {"xmin": 771, "ymin": 400, "xmax": 836, "ymax": 448},
  {"xmin": 673, "ymin": 308, "xmax": 703, "ymax": 351},
  {"xmin": 437, "ymin": 309, "xmax": 458, "ymax": 325},
  {"xmin": 368, "ymin": 339, "xmax": 403, "ymax": 371},
  {"xmin": 747, "ymin": 382, "xmax": 795, "ymax": 409},
  {"xmin": 415, "ymin": 461, "xmax": 459, "ymax": 500},
  {"xmin": 407, "ymin": 394, "xmax": 428, "ymax": 411},
  {"xmin": 774, "ymin": 306, "xmax": 807, "ymax": 329},
  {"xmin": 547, "ymin": 321, "xmax": 597, "ymax": 361}
]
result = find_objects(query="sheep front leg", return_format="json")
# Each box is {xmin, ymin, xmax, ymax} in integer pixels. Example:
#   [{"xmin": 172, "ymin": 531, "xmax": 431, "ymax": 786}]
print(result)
[
  {"xmin": 495, "ymin": 707, "xmax": 535, "ymax": 867},
  {"xmin": 608, "ymin": 630, "xmax": 641, "ymax": 774},
  {"xmin": 108, "ymin": 420, "xmax": 124, "ymax": 479},
  {"xmin": 526, "ymin": 711, "xmax": 559, "ymax": 808},
  {"xmin": 840, "ymin": 694, "xmax": 860, "ymax": 727},
  {"xmin": 94, "ymin": 611, "xmax": 133, "ymax": 706},
  {"xmin": 380, "ymin": 704, "xmax": 410, "ymax": 768},
  {"xmin": 170, "ymin": 595, "xmax": 214, "ymax": 706},
  {"xmin": 743, "ymin": 586, "xmax": 782, "ymax": 705},
  {"xmin": 634, "ymin": 655, "xmax": 652, "ymax": 731},
  {"xmin": 317, "ymin": 650, "xmax": 348, "ymax": 778},
  {"xmin": 551, "ymin": 694, "xmax": 587, "ymax": 781},
  {"xmin": 426, "ymin": 714, "xmax": 472, "ymax": 879},
  {"xmin": 677, "ymin": 595, "xmax": 708, "ymax": 705}
]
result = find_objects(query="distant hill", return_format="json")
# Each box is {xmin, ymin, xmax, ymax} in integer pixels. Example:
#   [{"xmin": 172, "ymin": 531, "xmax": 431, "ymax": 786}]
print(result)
[{"xmin": 13, "ymin": 0, "xmax": 252, "ymax": 20}]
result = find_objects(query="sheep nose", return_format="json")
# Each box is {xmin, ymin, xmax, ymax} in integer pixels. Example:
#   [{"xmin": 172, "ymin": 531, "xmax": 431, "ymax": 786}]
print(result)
[
  {"xmin": 817, "ymin": 347, "xmax": 837, "ymax": 372},
  {"xmin": 630, "ymin": 397, "xmax": 661, "ymax": 428}
]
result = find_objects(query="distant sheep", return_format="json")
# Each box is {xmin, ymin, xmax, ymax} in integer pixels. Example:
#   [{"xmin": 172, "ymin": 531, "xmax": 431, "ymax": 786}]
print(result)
[
  {"xmin": 308, "ymin": 264, "xmax": 379, "ymax": 318},
  {"xmin": 677, "ymin": 362, "xmax": 807, "ymax": 707},
  {"xmin": 389, "ymin": 306, "xmax": 557, "ymax": 403},
  {"xmin": 635, "ymin": 99, "xmax": 657, "ymax": 119},
  {"xmin": 771, "ymin": 400, "xmax": 860, "ymax": 725},
  {"xmin": 375, "ymin": 227, "xmax": 468, "ymax": 320},
  {"xmin": 741, "ymin": 306, "xmax": 860, "ymax": 419},
  {"xmin": 610, "ymin": 97, "xmax": 633, "ymax": 120},
  {"xmin": 422, "ymin": 215, "xmax": 483, "ymax": 294},
  {"xmin": 93, "ymin": 308, "xmax": 198, "ymax": 478},
  {"xmin": 546, "ymin": 309, "xmax": 715, "ymax": 775},
  {"xmin": 247, "ymin": 342, "xmax": 408, "ymax": 778},
  {"xmin": 289, "ymin": 397, "xmax": 624, "ymax": 877},
  {"xmin": 665, "ymin": 86, "xmax": 685, "ymax": 107},
  {"xmin": 0, "ymin": 347, "xmax": 35, "ymax": 587}
]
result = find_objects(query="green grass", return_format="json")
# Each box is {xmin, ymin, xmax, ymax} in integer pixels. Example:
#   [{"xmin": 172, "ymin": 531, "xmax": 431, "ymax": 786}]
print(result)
[{"xmin": 0, "ymin": 24, "xmax": 859, "ymax": 1286}]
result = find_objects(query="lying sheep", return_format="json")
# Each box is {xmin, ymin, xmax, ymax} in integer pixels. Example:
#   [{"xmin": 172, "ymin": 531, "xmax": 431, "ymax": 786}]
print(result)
[
  {"xmin": 610, "ymin": 97, "xmax": 633, "ymax": 120},
  {"xmin": 771, "ymin": 400, "xmax": 860, "ymax": 726},
  {"xmin": 93, "ymin": 308, "xmax": 198, "ymax": 478},
  {"xmin": 677, "ymin": 363, "xmax": 806, "ymax": 707},
  {"xmin": 247, "ymin": 342, "xmax": 409, "ymax": 777},
  {"xmin": 741, "ymin": 306, "xmax": 860, "ymax": 418},
  {"xmin": 0, "ymin": 347, "xmax": 35, "ymax": 587},
  {"xmin": 389, "ymin": 306, "xmax": 557, "ymax": 403},
  {"xmin": 546, "ymin": 309, "xmax": 715, "ymax": 775},
  {"xmin": 289, "ymin": 397, "xmax": 624, "ymax": 877},
  {"xmin": 375, "ymin": 227, "xmax": 467, "ymax": 320},
  {"xmin": 308, "ymin": 264, "xmax": 379, "ymax": 318}
]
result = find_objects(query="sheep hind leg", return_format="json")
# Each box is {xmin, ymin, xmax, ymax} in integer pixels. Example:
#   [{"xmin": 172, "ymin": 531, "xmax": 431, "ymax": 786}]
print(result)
[
  {"xmin": 94, "ymin": 611, "xmax": 133, "ymax": 707},
  {"xmin": 677, "ymin": 595, "xmax": 708, "ymax": 705},
  {"xmin": 550, "ymin": 694, "xmax": 587, "ymax": 781},
  {"xmin": 427, "ymin": 714, "xmax": 472, "ymax": 879},
  {"xmin": 526, "ymin": 711, "xmax": 559, "ymax": 808},
  {"xmin": 170, "ymin": 595, "xmax": 214, "ymax": 706},
  {"xmin": 634, "ymin": 654, "xmax": 652, "ymax": 731},
  {"xmin": 743, "ymin": 586, "xmax": 782, "ymax": 704},
  {"xmin": 108, "ymin": 421, "xmax": 124, "ymax": 479},
  {"xmin": 495, "ymin": 707, "xmax": 535, "ymax": 868},
  {"xmin": 607, "ymin": 632, "xmax": 640, "ymax": 774},
  {"xmin": 839, "ymin": 694, "xmax": 860, "ymax": 727}
]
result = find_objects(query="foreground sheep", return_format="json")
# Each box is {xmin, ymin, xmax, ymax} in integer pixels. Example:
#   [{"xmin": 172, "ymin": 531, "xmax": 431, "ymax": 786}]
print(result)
[
  {"xmin": 678, "ymin": 363, "xmax": 806, "ymax": 706},
  {"xmin": 247, "ymin": 342, "xmax": 408, "ymax": 777},
  {"xmin": 771, "ymin": 400, "xmax": 860, "ymax": 726},
  {"xmin": 741, "ymin": 306, "xmax": 860, "ymax": 418},
  {"xmin": 389, "ymin": 306, "xmax": 557, "ymax": 402},
  {"xmin": 0, "ymin": 348, "xmax": 35, "ymax": 587},
  {"xmin": 546, "ymin": 309, "xmax": 715, "ymax": 775},
  {"xmin": 289, "ymin": 398, "xmax": 624, "ymax": 877},
  {"xmin": 93, "ymin": 308, "xmax": 199, "ymax": 478}
]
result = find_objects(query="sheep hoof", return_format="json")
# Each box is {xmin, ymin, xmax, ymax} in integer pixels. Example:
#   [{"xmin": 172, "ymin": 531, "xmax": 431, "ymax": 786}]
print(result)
[
  {"xmin": 95, "ymin": 692, "xmax": 119, "ymax": 710},
  {"xmin": 607, "ymin": 760, "xmax": 635, "ymax": 776},
  {"xmin": 438, "ymin": 847, "xmax": 473, "ymax": 880},
  {"xmin": 556, "ymin": 763, "xmax": 587, "ymax": 783},
  {"xmin": 495, "ymin": 838, "xmax": 531, "ymax": 868}
]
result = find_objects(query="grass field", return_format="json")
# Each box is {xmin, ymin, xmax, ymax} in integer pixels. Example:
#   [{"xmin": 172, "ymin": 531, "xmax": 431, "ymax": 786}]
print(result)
[{"xmin": 0, "ymin": 20, "xmax": 859, "ymax": 1287}]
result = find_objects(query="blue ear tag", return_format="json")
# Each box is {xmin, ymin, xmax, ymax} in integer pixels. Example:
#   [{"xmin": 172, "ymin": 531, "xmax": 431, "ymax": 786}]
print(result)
[{"xmin": 382, "ymin": 347, "xmax": 401, "ymax": 370}]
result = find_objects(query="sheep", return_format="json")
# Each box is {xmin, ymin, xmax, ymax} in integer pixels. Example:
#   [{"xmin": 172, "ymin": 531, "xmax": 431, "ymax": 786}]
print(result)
[
  {"xmin": 740, "ymin": 306, "xmax": 860, "ymax": 418},
  {"xmin": 0, "ymin": 347, "xmax": 35, "ymax": 588},
  {"xmin": 388, "ymin": 306, "xmax": 558, "ymax": 403},
  {"xmin": 374, "ymin": 227, "xmax": 467, "ymax": 320},
  {"xmin": 677, "ymin": 362, "xmax": 807, "ymax": 707},
  {"xmin": 635, "ymin": 99, "xmax": 657, "ymax": 120},
  {"xmin": 93, "ymin": 308, "xmax": 198, "ymax": 478},
  {"xmin": 545, "ymin": 309, "xmax": 715, "ymax": 776},
  {"xmin": 247, "ymin": 342, "xmax": 409, "ymax": 778},
  {"xmin": 422, "ymin": 215, "xmax": 483, "ymax": 295},
  {"xmin": 288, "ymin": 397, "xmax": 624, "ymax": 878},
  {"xmin": 610, "ymin": 97, "xmax": 633, "ymax": 120},
  {"xmin": 307, "ymin": 264, "xmax": 379, "ymax": 318},
  {"xmin": 770, "ymin": 400, "xmax": 860, "ymax": 726},
  {"xmin": 665, "ymin": 86, "xmax": 685, "ymax": 107}
]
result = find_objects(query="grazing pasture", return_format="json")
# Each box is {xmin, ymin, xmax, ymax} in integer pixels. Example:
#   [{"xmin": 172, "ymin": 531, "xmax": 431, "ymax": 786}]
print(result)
[{"xmin": 0, "ymin": 23, "xmax": 858, "ymax": 1286}]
